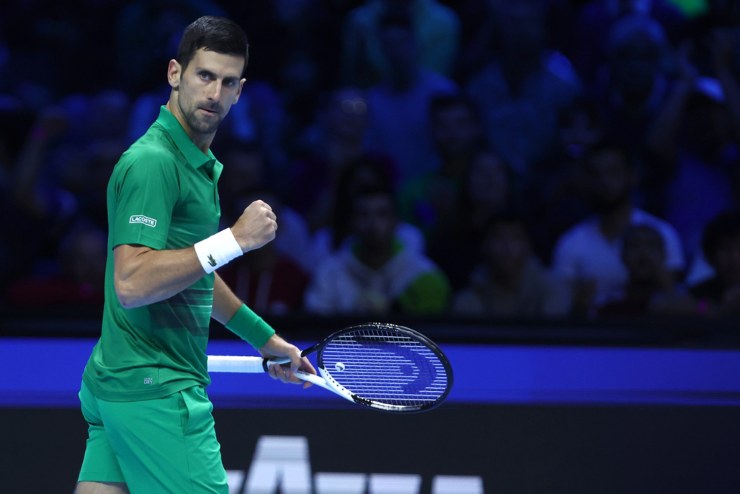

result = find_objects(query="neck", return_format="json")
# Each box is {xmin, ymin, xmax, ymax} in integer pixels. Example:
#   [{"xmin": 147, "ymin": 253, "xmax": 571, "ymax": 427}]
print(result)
[
  {"xmin": 440, "ymin": 154, "xmax": 472, "ymax": 179},
  {"xmin": 325, "ymin": 137, "xmax": 364, "ymax": 168},
  {"xmin": 355, "ymin": 243, "xmax": 395, "ymax": 270},
  {"xmin": 599, "ymin": 201, "xmax": 633, "ymax": 239}
]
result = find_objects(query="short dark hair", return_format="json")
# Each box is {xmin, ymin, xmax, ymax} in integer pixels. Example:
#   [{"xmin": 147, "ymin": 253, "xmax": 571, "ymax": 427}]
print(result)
[{"xmin": 177, "ymin": 16, "xmax": 249, "ymax": 76}]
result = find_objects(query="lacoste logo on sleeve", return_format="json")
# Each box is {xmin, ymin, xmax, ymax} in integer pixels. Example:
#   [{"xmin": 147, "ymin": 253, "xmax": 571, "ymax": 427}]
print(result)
[
  {"xmin": 207, "ymin": 254, "xmax": 217, "ymax": 267},
  {"xmin": 129, "ymin": 215, "xmax": 157, "ymax": 228}
]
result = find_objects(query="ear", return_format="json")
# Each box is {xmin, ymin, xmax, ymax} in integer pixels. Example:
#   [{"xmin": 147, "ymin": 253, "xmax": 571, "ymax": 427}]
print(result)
[
  {"xmin": 233, "ymin": 78, "xmax": 246, "ymax": 104},
  {"xmin": 167, "ymin": 59, "xmax": 181, "ymax": 90}
]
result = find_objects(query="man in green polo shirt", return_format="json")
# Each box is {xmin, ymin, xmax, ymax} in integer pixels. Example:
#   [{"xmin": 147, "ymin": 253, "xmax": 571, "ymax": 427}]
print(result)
[{"xmin": 75, "ymin": 16, "xmax": 315, "ymax": 494}]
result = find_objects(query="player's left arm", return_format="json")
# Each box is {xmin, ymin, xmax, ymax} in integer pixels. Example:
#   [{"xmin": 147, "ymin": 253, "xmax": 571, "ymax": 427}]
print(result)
[
  {"xmin": 211, "ymin": 272, "xmax": 244, "ymax": 325},
  {"xmin": 211, "ymin": 273, "xmax": 315, "ymax": 384}
]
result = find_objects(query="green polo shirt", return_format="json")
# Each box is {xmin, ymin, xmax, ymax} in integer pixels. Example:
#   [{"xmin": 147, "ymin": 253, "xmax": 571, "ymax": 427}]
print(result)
[{"xmin": 83, "ymin": 106, "xmax": 224, "ymax": 401}]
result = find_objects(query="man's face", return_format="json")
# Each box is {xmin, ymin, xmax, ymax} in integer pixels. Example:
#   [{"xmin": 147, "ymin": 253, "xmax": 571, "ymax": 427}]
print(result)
[
  {"xmin": 169, "ymin": 48, "xmax": 245, "ymax": 137},
  {"xmin": 352, "ymin": 194, "xmax": 397, "ymax": 250},
  {"xmin": 380, "ymin": 26, "xmax": 417, "ymax": 71},
  {"xmin": 327, "ymin": 89, "xmax": 368, "ymax": 140},
  {"xmin": 584, "ymin": 149, "xmax": 633, "ymax": 212},
  {"xmin": 621, "ymin": 226, "xmax": 666, "ymax": 282},
  {"xmin": 467, "ymin": 153, "xmax": 509, "ymax": 209},
  {"xmin": 610, "ymin": 34, "xmax": 662, "ymax": 99},
  {"xmin": 484, "ymin": 222, "xmax": 530, "ymax": 279},
  {"xmin": 432, "ymin": 104, "xmax": 480, "ymax": 158}
]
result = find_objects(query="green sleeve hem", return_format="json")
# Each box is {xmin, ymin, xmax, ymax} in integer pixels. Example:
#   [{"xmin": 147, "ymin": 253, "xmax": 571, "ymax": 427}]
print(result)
[{"xmin": 225, "ymin": 304, "xmax": 276, "ymax": 349}]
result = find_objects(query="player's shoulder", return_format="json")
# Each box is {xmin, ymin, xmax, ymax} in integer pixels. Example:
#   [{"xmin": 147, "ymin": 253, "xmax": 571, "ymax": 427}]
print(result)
[
  {"xmin": 111, "ymin": 139, "xmax": 180, "ymax": 188},
  {"xmin": 117, "ymin": 135, "xmax": 178, "ymax": 170}
]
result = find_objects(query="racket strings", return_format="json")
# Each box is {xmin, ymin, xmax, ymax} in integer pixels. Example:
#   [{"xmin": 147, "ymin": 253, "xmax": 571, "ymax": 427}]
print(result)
[{"xmin": 320, "ymin": 328, "xmax": 450, "ymax": 408}]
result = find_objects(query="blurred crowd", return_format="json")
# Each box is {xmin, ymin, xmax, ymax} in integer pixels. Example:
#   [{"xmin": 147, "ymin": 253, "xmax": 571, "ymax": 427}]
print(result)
[{"xmin": 1, "ymin": 0, "xmax": 740, "ymax": 322}]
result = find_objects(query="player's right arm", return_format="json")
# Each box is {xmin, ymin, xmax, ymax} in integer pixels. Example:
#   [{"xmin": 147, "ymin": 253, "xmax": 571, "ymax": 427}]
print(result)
[
  {"xmin": 114, "ymin": 200, "xmax": 277, "ymax": 308},
  {"xmin": 113, "ymin": 244, "xmax": 204, "ymax": 308}
]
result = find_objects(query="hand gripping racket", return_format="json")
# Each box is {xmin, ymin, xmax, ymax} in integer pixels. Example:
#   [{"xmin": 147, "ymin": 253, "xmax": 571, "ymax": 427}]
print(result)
[{"xmin": 208, "ymin": 322, "xmax": 453, "ymax": 413}]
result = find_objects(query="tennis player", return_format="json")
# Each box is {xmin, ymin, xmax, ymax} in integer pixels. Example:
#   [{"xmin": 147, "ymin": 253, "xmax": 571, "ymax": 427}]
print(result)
[{"xmin": 75, "ymin": 16, "xmax": 316, "ymax": 494}]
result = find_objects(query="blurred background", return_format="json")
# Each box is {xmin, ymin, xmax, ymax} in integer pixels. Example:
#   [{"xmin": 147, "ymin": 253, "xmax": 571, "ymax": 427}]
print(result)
[{"xmin": 1, "ymin": 1, "xmax": 740, "ymax": 493}]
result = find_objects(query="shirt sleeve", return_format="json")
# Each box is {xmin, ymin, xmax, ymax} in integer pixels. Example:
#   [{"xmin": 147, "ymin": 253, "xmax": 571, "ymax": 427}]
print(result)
[{"xmin": 109, "ymin": 150, "xmax": 180, "ymax": 250}]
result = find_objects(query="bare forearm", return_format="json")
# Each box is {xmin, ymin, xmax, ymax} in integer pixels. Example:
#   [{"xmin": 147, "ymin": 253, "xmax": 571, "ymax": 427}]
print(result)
[
  {"xmin": 114, "ymin": 245, "xmax": 205, "ymax": 308},
  {"xmin": 211, "ymin": 273, "xmax": 243, "ymax": 324}
]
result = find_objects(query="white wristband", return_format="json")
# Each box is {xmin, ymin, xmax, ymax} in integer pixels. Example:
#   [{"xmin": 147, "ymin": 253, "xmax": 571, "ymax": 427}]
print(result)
[{"xmin": 193, "ymin": 228, "xmax": 243, "ymax": 274}]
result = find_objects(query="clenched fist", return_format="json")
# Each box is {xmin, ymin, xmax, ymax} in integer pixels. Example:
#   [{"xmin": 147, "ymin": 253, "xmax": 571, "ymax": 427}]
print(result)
[{"xmin": 230, "ymin": 200, "xmax": 278, "ymax": 253}]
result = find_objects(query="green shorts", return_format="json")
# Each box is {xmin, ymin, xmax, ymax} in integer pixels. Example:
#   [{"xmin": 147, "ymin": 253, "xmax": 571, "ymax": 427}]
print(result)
[{"xmin": 77, "ymin": 382, "xmax": 228, "ymax": 493}]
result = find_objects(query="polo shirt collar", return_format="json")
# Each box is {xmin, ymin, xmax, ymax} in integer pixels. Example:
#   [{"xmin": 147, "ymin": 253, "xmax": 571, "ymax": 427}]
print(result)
[{"xmin": 156, "ymin": 106, "xmax": 220, "ymax": 173}]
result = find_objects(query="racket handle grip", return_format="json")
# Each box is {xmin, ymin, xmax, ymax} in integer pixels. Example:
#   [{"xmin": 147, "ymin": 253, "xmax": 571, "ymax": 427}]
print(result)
[{"xmin": 208, "ymin": 355, "xmax": 275, "ymax": 373}]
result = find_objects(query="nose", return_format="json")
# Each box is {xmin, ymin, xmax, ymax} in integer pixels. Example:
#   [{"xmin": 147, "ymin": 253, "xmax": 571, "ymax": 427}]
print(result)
[{"xmin": 207, "ymin": 81, "xmax": 223, "ymax": 102}]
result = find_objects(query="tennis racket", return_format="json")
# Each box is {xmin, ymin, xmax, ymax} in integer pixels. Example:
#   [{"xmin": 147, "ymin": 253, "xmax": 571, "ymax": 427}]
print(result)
[{"xmin": 208, "ymin": 322, "xmax": 453, "ymax": 413}]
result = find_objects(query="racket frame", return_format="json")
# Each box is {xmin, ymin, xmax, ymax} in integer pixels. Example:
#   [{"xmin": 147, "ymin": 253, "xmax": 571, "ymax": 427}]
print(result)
[
  {"xmin": 208, "ymin": 322, "xmax": 453, "ymax": 413},
  {"xmin": 305, "ymin": 322, "xmax": 453, "ymax": 412}
]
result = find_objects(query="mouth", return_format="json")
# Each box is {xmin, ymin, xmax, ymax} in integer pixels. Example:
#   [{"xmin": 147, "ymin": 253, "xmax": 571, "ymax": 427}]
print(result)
[{"xmin": 199, "ymin": 107, "xmax": 220, "ymax": 117}]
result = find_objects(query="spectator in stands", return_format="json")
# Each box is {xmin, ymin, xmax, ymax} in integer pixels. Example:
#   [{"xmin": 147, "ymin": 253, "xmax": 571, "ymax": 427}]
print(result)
[
  {"xmin": 527, "ymin": 95, "xmax": 606, "ymax": 263},
  {"xmin": 571, "ymin": 0, "xmax": 687, "ymax": 85},
  {"xmin": 427, "ymin": 148, "xmax": 515, "ymax": 291},
  {"xmin": 597, "ymin": 224, "xmax": 693, "ymax": 317},
  {"xmin": 58, "ymin": 90, "xmax": 131, "ymax": 229},
  {"xmin": 306, "ymin": 155, "xmax": 425, "ymax": 275},
  {"xmin": 551, "ymin": 139, "xmax": 685, "ymax": 316},
  {"xmin": 593, "ymin": 13, "xmax": 693, "ymax": 210},
  {"xmin": 304, "ymin": 183, "xmax": 450, "ymax": 315},
  {"xmin": 340, "ymin": 0, "xmax": 460, "ymax": 88},
  {"xmin": 364, "ymin": 5, "xmax": 458, "ymax": 185},
  {"xmin": 10, "ymin": 104, "xmax": 75, "ymax": 260},
  {"xmin": 655, "ymin": 26, "xmax": 740, "ymax": 283},
  {"xmin": 464, "ymin": 0, "xmax": 581, "ymax": 184},
  {"xmin": 452, "ymin": 211, "xmax": 571, "ymax": 318},
  {"xmin": 689, "ymin": 210, "xmax": 740, "ymax": 316},
  {"xmin": 660, "ymin": 79, "xmax": 737, "ymax": 260},
  {"xmin": 398, "ymin": 93, "xmax": 484, "ymax": 241},
  {"xmin": 286, "ymin": 87, "xmax": 383, "ymax": 233}
]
